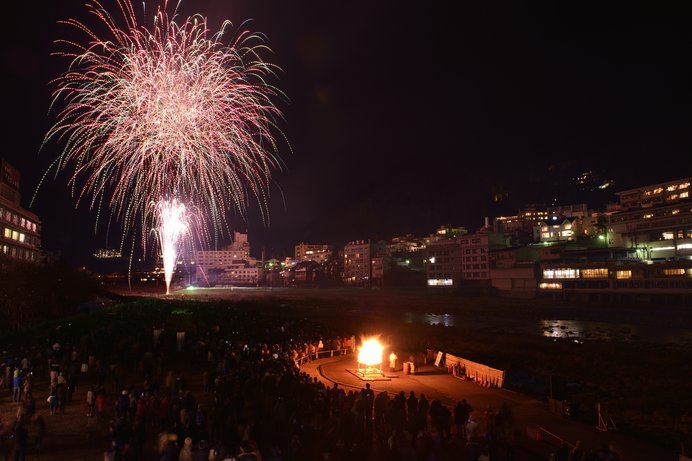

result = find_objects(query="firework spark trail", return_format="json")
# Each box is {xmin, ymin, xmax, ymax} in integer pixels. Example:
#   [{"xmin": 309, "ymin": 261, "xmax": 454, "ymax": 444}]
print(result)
[
  {"xmin": 37, "ymin": 0, "xmax": 286, "ymax": 290},
  {"xmin": 152, "ymin": 199, "xmax": 188, "ymax": 294}
]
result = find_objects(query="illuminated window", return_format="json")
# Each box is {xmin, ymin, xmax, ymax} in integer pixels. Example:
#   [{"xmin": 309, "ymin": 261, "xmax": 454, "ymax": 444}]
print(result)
[
  {"xmin": 680, "ymin": 182, "xmax": 690, "ymax": 189},
  {"xmin": 667, "ymin": 184, "xmax": 678, "ymax": 192},
  {"xmin": 667, "ymin": 194, "xmax": 678, "ymax": 201},
  {"xmin": 427, "ymin": 279, "xmax": 453, "ymax": 286},
  {"xmin": 543, "ymin": 268, "xmax": 579, "ymax": 279},
  {"xmin": 582, "ymin": 268, "xmax": 608, "ymax": 278},
  {"xmin": 616, "ymin": 270, "xmax": 632, "ymax": 279},
  {"xmin": 663, "ymin": 232, "xmax": 674, "ymax": 240},
  {"xmin": 539, "ymin": 282, "xmax": 562, "ymax": 290},
  {"xmin": 664, "ymin": 268, "xmax": 685, "ymax": 276},
  {"xmin": 18, "ymin": 233, "xmax": 25, "ymax": 243},
  {"xmin": 11, "ymin": 230, "xmax": 18, "ymax": 241},
  {"xmin": 681, "ymin": 192, "xmax": 689, "ymax": 199},
  {"xmin": 3, "ymin": 228, "xmax": 10, "ymax": 238},
  {"xmin": 561, "ymin": 231, "xmax": 573, "ymax": 238},
  {"xmin": 653, "ymin": 187, "xmax": 663, "ymax": 194},
  {"xmin": 643, "ymin": 214, "xmax": 653, "ymax": 219},
  {"xmin": 672, "ymin": 209, "xmax": 680, "ymax": 215},
  {"xmin": 564, "ymin": 224, "xmax": 572, "ymax": 230}
]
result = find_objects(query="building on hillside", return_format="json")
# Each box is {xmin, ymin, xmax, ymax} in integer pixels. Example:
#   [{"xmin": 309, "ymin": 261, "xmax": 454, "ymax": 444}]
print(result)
[
  {"xmin": 386, "ymin": 234, "xmax": 425, "ymax": 254},
  {"xmin": 547, "ymin": 203, "xmax": 590, "ymax": 218},
  {"xmin": 294, "ymin": 243, "xmax": 333, "ymax": 264},
  {"xmin": 534, "ymin": 216, "xmax": 583, "ymax": 243},
  {"xmin": 608, "ymin": 178, "xmax": 692, "ymax": 261},
  {"xmin": 615, "ymin": 178, "xmax": 691, "ymax": 210},
  {"xmin": 0, "ymin": 160, "xmax": 41, "ymax": 263},
  {"xmin": 425, "ymin": 224, "xmax": 468, "ymax": 245},
  {"xmin": 494, "ymin": 204, "xmax": 548, "ymax": 245}
]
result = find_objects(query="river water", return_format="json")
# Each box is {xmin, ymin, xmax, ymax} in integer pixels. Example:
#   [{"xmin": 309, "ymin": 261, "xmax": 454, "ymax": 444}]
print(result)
[{"xmin": 402, "ymin": 312, "xmax": 692, "ymax": 345}]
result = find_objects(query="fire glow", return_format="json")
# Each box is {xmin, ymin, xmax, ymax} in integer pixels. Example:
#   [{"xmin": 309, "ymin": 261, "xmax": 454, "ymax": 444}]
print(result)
[{"xmin": 358, "ymin": 337, "xmax": 384, "ymax": 367}]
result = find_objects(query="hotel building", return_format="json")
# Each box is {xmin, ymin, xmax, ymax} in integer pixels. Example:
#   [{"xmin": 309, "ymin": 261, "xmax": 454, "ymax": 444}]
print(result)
[
  {"xmin": 0, "ymin": 160, "xmax": 41, "ymax": 263},
  {"xmin": 294, "ymin": 243, "xmax": 333, "ymax": 265}
]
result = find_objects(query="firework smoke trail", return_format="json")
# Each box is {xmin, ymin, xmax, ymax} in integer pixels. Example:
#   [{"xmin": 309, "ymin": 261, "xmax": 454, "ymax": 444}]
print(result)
[
  {"xmin": 37, "ymin": 0, "xmax": 286, "ymax": 290},
  {"xmin": 153, "ymin": 199, "xmax": 188, "ymax": 295}
]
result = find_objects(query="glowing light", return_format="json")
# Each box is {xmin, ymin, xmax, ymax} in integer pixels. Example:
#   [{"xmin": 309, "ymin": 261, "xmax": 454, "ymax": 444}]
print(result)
[
  {"xmin": 37, "ymin": 0, "xmax": 285, "ymax": 292},
  {"xmin": 152, "ymin": 199, "xmax": 189, "ymax": 295},
  {"xmin": 358, "ymin": 337, "xmax": 384, "ymax": 367}
]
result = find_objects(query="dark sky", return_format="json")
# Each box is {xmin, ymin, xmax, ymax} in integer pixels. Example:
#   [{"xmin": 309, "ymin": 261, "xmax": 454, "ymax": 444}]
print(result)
[{"xmin": 2, "ymin": 1, "xmax": 692, "ymax": 263}]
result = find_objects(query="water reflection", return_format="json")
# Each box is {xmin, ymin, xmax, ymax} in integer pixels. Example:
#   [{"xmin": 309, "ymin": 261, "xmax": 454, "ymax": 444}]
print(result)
[
  {"xmin": 402, "ymin": 312, "xmax": 692, "ymax": 345},
  {"xmin": 403, "ymin": 312, "xmax": 456, "ymax": 327}
]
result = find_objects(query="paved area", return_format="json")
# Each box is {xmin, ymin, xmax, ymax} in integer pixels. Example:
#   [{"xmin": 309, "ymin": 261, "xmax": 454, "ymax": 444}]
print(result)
[{"xmin": 301, "ymin": 355, "xmax": 678, "ymax": 461}]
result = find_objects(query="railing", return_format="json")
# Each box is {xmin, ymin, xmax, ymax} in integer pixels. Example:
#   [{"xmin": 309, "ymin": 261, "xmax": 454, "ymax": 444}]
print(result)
[
  {"xmin": 533, "ymin": 426, "xmax": 576, "ymax": 450},
  {"xmin": 295, "ymin": 347, "xmax": 354, "ymax": 367}
]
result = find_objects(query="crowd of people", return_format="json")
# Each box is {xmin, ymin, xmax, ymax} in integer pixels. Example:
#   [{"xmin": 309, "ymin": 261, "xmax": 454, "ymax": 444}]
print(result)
[{"xmin": 0, "ymin": 301, "xmax": 623, "ymax": 461}]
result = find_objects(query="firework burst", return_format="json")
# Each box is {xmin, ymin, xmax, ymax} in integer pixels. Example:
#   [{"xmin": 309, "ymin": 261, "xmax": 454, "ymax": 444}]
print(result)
[{"xmin": 38, "ymin": 0, "xmax": 285, "ymax": 288}]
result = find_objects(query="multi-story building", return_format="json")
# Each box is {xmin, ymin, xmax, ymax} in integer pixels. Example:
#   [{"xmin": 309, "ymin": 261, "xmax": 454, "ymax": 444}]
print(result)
[
  {"xmin": 386, "ymin": 234, "xmax": 424, "ymax": 254},
  {"xmin": 0, "ymin": 160, "xmax": 41, "ymax": 263},
  {"xmin": 616, "ymin": 178, "xmax": 691, "ymax": 210},
  {"xmin": 342, "ymin": 240, "xmax": 386, "ymax": 285},
  {"xmin": 459, "ymin": 231, "xmax": 508, "ymax": 281},
  {"xmin": 488, "ymin": 247, "xmax": 539, "ymax": 297},
  {"xmin": 607, "ymin": 178, "xmax": 692, "ymax": 261},
  {"xmin": 194, "ymin": 232, "xmax": 256, "ymax": 285},
  {"xmin": 424, "ymin": 224, "xmax": 468, "ymax": 245},
  {"xmin": 294, "ymin": 243, "xmax": 333, "ymax": 265},
  {"xmin": 202, "ymin": 260, "xmax": 259, "ymax": 286},
  {"xmin": 426, "ymin": 238, "xmax": 463, "ymax": 288},
  {"xmin": 534, "ymin": 216, "xmax": 583, "ymax": 243},
  {"xmin": 538, "ymin": 258, "xmax": 692, "ymax": 305},
  {"xmin": 494, "ymin": 204, "xmax": 548, "ymax": 244}
]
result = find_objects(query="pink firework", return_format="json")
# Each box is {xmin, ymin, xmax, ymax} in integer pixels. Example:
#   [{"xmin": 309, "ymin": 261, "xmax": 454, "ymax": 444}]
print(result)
[{"xmin": 38, "ymin": 0, "xmax": 285, "ymax": 283}]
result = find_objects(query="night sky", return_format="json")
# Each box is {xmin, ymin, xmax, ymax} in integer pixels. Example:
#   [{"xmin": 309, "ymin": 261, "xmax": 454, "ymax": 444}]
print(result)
[{"xmin": 2, "ymin": 1, "xmax": 692, "ymax": 264}]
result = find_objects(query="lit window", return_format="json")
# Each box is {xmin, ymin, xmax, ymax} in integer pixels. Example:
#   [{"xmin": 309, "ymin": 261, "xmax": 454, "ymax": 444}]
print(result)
[
  {"xmin": 681, "ymin": 192, "xmax": 689, "ymax": 198},
  {"xmin": 672, "ymin": 209, "xmax": 680, "ymax": 215},
  {"xmin": 427, "ymin": 278, "xmax": 453, "ymax": 286},
  {"xmin": 539, "ymin": 282, "xmax": 562, "ymax": 290},
  {"xmin": 561, "ymin": 231, "xmax": 573, "ymax": 238},
  {"xmin": 653, "ymin": 187, "xmax": 663, "ymax": 194},
  {"xmin": 643, "ymin": 214, "xmax": 653, "ymax": 219},
  {"xmin": 663, "ymin": 268, "xmax": 685, "ymax": 276},
  {"xmin": 663, "ymin": 232, "xmax": 674, "ymax": 240},
  {"xmin": 667, "ymin": 194, "xmax": 678, "ymax": 201},
  {"xmin": 12, "ymin": 230, "xmax": 19, "ymax": 241},
  {"xmin": 18, "ymin": 233, "xmax": 25, "ymax": 243},
  {"xmin": 582, "ymin": 268, "xmax": 608, "ymax": 278},
  {"xmin": 543, "ymin": 268, "xmax": 579, "ymax": 279},
  {"xmin": 616, "ymin": 270, "xmax": 632, "ymax": 279},
  {"xmin": 679, "ymin": 182, "xmax": 690, "ymax": 189},
  {"xmin": 666, "ymin": 184, "xmax": 678, "ymax": 192},
  {"xmin": 3, "ymin": 228, "xmax": 10, "ymax": 238}
]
